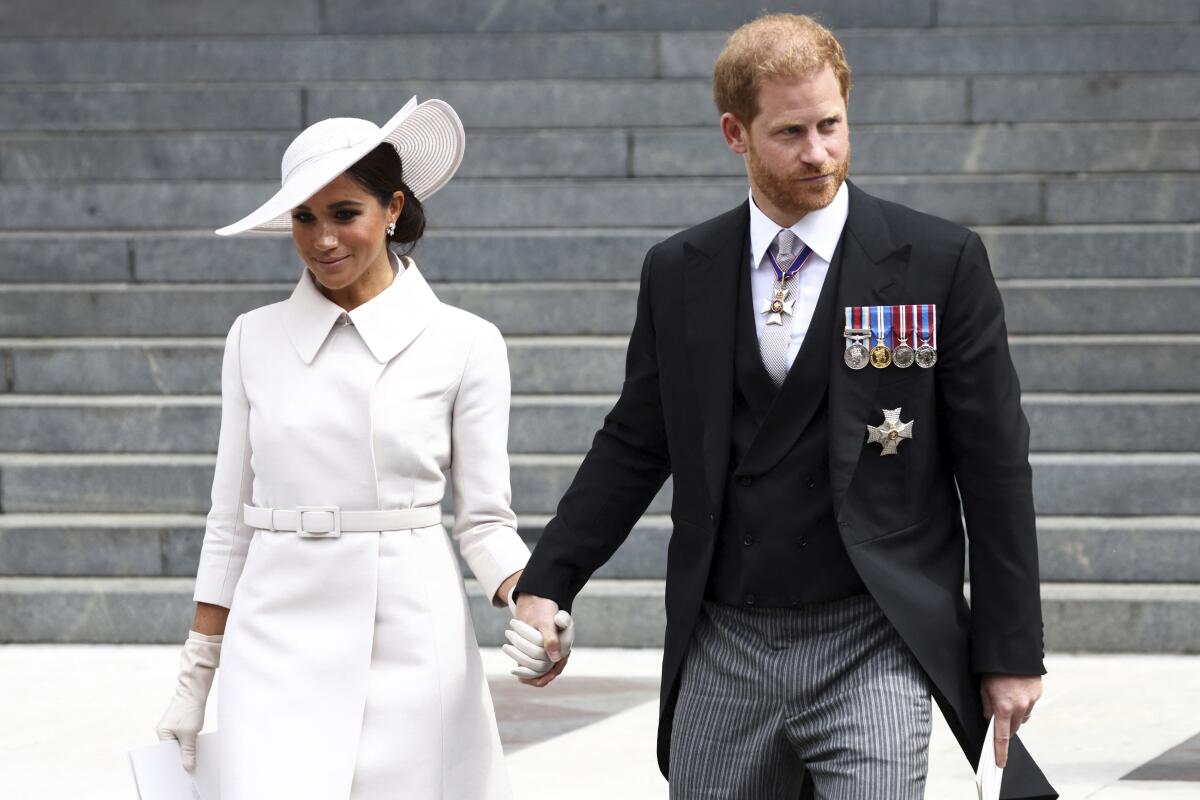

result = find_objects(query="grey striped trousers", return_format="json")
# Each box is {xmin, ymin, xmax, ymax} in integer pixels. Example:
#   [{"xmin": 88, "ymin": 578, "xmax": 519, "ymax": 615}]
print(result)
[{"xmin": 669, "ymin": 594, "xmax": 932, "ymax": 799}]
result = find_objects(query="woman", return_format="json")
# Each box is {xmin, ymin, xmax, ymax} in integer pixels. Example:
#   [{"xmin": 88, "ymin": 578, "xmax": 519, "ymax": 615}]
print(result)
[{"xmin": 154, "ymin": 98, "xmax": 557, "ymax": 799}]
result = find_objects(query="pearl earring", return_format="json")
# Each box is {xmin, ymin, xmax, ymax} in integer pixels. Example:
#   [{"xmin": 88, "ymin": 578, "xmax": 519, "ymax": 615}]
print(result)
[{"xmin": 386, "ymin": 221, "xmax": 396, "ymax": 236}]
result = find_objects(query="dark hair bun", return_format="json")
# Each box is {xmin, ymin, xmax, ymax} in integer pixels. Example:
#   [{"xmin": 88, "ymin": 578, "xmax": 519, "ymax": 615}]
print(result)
[{"xmin": 346, "ymin": 143, "xmax": 426, "ymax": 255}]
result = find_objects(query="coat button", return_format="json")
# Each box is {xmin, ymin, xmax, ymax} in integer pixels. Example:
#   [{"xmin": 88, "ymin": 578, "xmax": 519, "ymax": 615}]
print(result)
[
  {"xmin": 840, "ymin": 521, "xmax": 850, "ymax": 529},
  {"xmin": 743, "ymin": 535, "xmax": 755, "ymax": 546},
  {"xmin": 797, "ymin": 537, "xmax": 807, "ymax": 548},
  {"xmin": 791, "ymin": 597, "xmax": 801, "ymax": 607},
  {"xmin": 806, "ymin": 477, "xmax": 816, "ymax": 489},
  {"xmin": 738, "ymin": 476, "xmax": 753, "ymax": 487},
  {"xmin": 745, "ymin": 594, "xmax": 756, "ymax": 607}
]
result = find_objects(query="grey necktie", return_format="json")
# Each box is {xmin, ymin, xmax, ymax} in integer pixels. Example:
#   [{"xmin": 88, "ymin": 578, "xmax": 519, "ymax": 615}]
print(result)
[{"xmin": 759, "ymin": 229, "xmax": 802, "ymax": 386}]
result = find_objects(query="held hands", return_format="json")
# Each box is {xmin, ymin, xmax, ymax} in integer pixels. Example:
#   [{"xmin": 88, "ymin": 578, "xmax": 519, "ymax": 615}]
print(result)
[
  {"xmin": 155, "ymin": 631, "xmax": 223, "ymax": 771},
  {"xmin": 980, "ymin": 673, "xmax": 1042, "ymax": 768},
  {"xmin": 502, "ymin": 590, "xmax": 574, "ymax": 687}
]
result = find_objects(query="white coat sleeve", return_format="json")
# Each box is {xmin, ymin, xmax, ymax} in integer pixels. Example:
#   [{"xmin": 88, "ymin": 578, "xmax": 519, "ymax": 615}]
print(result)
[
  {"xmin": 450, "ymin": 321, "xmax": 530, "ymax": 605},
  {"xmin": 193, "ymin": 314, "xmax": 255, "ymax": 608}
]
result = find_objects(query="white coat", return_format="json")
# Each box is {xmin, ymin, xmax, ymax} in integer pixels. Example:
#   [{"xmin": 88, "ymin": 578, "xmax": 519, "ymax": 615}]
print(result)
[{"xmin": 192, "ymin": 257, "xmax": 529, "ymax": 799}]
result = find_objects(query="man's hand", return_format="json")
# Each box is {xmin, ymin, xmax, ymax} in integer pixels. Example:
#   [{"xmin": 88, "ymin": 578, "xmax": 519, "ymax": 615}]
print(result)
[
  {"xmin": 508, "ymin": 592, "xmax": 571, "ymax": 687},
  {"xmin": 980, "ymin": 673, "xmax": 1042, "ymax": 768}
]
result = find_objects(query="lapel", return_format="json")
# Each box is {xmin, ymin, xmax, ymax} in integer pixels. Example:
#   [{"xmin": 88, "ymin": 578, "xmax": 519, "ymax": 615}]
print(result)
[
  {"xmin": 733, "ymin": 233, "xmax": 845, "ymax": 478},
  {"xmin": 284, "ymin": 256, "xmax": 439, "ymax": 365},
  {"xmin": 682, "ymin": 202, "xmax": 749, "ymax": 517},
  {"xmin": 828, "ymin": 181, "xmax": 913, "ymax": 513}
]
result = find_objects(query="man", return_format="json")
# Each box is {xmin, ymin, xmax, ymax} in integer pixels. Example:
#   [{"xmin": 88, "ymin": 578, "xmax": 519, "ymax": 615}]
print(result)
[{"xmin": 513, "ymin": 14, "xmax": 1055, "ymax": 799}]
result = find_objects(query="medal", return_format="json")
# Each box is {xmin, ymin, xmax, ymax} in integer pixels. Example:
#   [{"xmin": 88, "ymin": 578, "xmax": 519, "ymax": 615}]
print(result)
[
  {"xmin": 916, "ymin": 304, "xmax": 938, "ymax": 368},
  {"xmin": 892, "ymin": 304, "xmax": 915, "ymax": 368},
  {"xmin": 843, "ymin": 306, "xmax": 870, "ymax": 369},
  {"xmin": 866, "ymin": 407, "xmax": 914, "ymax": 456},
  {"xmin": 761, "ymin": 241, "xmax": 813, "ymax": 326},
  {"xmin": 869, "ymin": 305, "xmax": 892, "ymax": 368}
]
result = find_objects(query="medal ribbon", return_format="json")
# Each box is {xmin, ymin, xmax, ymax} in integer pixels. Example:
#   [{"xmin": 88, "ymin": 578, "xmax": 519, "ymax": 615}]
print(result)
[
  {"xmin": 872, "ymin": 306, "xmax": 885, "ymax": 350},
  {"xmin": 767, "ymin": 244, "xmax": 814, "ymax": 285},
  {"xmin": 919, "ymin": 304, "xmax": 937, "ymax": 346},
  {"xmin": 895, "ymin": 305, "xmax": 907, "ymax": 345}
]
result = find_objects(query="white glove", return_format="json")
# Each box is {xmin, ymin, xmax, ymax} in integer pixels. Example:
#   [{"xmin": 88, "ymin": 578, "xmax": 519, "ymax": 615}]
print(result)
[
  {"xmin": 155, "ymin": 630, "xmax": 222, "ymax": 771},
  {"xmin": 503, "ymin": 587, "xmax": 575, "ymax": 678}
]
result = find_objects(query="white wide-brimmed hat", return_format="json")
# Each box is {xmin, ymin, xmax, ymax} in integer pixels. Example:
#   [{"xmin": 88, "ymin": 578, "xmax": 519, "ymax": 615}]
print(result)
[{"xmin": 216, "ymin": 97, "xmax": 464, "ymax": 236}]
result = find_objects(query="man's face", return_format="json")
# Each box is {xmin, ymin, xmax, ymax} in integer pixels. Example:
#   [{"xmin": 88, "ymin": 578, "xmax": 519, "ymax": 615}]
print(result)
[{"xmin": 723, "ymin": 65, "xmax": 850, "ymax": 222}]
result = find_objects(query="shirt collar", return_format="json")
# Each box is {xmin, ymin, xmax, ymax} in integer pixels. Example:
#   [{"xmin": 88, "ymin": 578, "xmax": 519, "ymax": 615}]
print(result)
[
  {"xmin": 748, "ymin": 180, "xmax": 849, "ymax": 271},
  {"xmin": 284, "ymin": 251, "xmax": 439, "ymax": 364}
]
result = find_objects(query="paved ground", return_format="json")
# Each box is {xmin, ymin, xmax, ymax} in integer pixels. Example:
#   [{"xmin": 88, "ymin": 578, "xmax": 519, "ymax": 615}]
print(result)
[{"xmin": 1, "ymin": 646, "xmax": 1197, "ymax": 798}]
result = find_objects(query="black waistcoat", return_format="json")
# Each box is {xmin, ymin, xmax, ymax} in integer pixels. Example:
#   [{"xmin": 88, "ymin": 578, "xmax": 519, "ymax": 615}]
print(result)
[{"xmin": 706, "ymin": 242, "xmax": 866, "ymax": 608}]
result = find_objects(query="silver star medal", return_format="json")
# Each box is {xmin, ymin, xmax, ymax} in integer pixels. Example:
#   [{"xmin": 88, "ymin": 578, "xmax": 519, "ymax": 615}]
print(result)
[
  {"xmin": 761, "ymin": 287, "xmax": 795, "ymax": 326},
  {"xmin": 866, "ymin": 407, "xmax": 914, "ymax": 456}
]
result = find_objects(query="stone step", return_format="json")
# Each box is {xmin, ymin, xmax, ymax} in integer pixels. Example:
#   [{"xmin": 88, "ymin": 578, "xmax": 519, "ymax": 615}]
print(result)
[
  {"xmin": 2, "ymin": 27, "xmax": 1195, "ymax": 86},
  {"xmin": 3, "ymin": 335, "xmax": 1199, "ymax": 394},
  {"xmin": 7, "ymin": 74, "xmax": 1195, "ymax": 135},
  {"xmin": 631, "ymin": 122, "xmax": 1200, "ymax": 177},
  {"xmin": 1, "ymin": 278, "xmax": 1196, "ymax": 337},
  {"xmin": 4, "ymin": 225, "xmax": 1195, "ymax": 284},
  {"xmin": 0, "ymin": 452, "xmax": 1195, "ymax": 516},
  {"xmin": 5, "ymin": 122, "xmax": 1198, "ymax": 181},
  {"xmin": 0, "ymin": 392, "xmax": 1195, "ymax": 454},
  {"xmin": 3, "ymin": 175, "xmax": 1197, "ymax": 231},
  {"xmin": 972, "ymin": 74, "xmax": 1200, "ymax": 123},
  {"xmin": 659, "ymin": 26, "xmax": 1200, "ymax": 78},
  {"xmin": 5, "ymin": 0, "xmax": 1197, "ymax": 37},
  {"xmin": 0, "ymin": 78, "xmax": 967, "ymax": 133},
  {"xmin": 4, "ymin": 512, "xmax": 1200, "ymax": 583},
  {"xmin": 2, "ymin": 576, "xmax": 1197, "ymax": 650}
]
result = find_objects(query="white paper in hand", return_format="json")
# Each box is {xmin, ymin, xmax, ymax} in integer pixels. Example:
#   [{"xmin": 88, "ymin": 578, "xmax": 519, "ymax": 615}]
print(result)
[
  {"xmin": 129, "ymin": 732, "xmax": 220, "ymax": 800},
  {"xmin": 975, "ymin": 716, "xmax": 1004, "ymax": 800}
]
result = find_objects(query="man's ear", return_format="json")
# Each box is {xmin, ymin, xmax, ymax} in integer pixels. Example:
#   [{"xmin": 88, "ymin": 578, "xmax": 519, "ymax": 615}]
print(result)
[{"xmin": 720, "ymin": 112, "xmax": 750, "ymax": 155}]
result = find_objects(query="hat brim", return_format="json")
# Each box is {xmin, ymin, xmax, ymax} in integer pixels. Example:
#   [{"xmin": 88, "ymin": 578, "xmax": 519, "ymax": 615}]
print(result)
[{"xmin": 215, "ymin": 98, "xmax": 465, "ymax": 236}]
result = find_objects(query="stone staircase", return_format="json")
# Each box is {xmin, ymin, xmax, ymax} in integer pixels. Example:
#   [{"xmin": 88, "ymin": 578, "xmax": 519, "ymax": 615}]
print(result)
[{"xmin": 0, "ymin": 0, "xmax": 1197, "ymax": 649}]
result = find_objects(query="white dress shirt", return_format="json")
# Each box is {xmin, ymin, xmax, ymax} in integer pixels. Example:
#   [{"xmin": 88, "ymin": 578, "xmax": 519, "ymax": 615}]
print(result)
[{"xmin": 748, "ymin": 181, "xmax": 849, "ymax": 367}]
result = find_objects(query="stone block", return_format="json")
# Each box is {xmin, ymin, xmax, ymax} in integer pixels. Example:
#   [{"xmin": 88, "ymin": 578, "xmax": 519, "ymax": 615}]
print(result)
[
  {"xmin": 852, "ymin": 176, "xmax": 1042, "ymax": 226},
  {"xmin": 1031, "ymin": 455, "xmax": 1200, "ymax": 515},
  {"xmin": 439, "ymin": 284, "xmax": 639, "ymax": 335},
  {"xmin": 936, "ymin": 0, "xmax": 1200, "ymax": 26},
  {"xmin": 0, "ymin": 180, "xmax": 275, "ymax": 231},
  {"xmin": 0, "ymin": 239, "xmax": 131, "ymax": 282},
  {"xmin": 510, "ymin": 399, "xmax": 614, "ymax": 453},
  {"xmin": 510, "ymin": 457, "xmax": 673, "ymax": 517},
  {"xmin": 1041, "ymin": 583, "xmax": 1200, "ymax": 653},
  {"xmin": 1023, "ymin": 396, "xmax": 1200, "ymax": 452},
  {"xmin": 0, "ymin": 88, "xmax": 302, "ymax": 132},
  {"xmin": 305, "ymin": 81, "xmax": 718, "ymax": 128},
  {"xmin": 0, "ymin": 577, "xmax": 198, "ymax": 643},
  {"xmin": 0, "ymin": 36, "xmax": 656, "ymax": 84},
  {"xmin": 0, "ymin": 133, "xmax": 289, "ymax": 181},
  {"xmin": 661, "ymin": 27, "xmax": 1200, "ymax": 78},
  {"xmin": 0, "ymin": 403, "xmax": 219, "ymax": 453},
  {"xmin": 634, "ymin": 123, "xmax": 1200, "ymax": 177},
  {"xmin": 507, "ymin": 340, "xmax": 627, "ymax": 394},
  {"xmin": 323, "ymin": 0, "xmax": 932, "ymax": 33},
  {"xmin": 1045, "ymin": 176, "xmax": 1200, "ymax": 224},
  {"xmin": 134, "ymin": 231, "xmax": 657, "ymax": 283},
  {"xmin": 0, "ymin": 458, "xmax": 217, "ymax": 513},
  {"xmin": 0, "ymin": 285, "xmax": 284, "ymax": 336},
  {"xmin": 9, "ymin": 343, "xmax": 223, "ymax": 395},
  {"xmin": 0, "ymin": 0, "xmax": 320, "ymax": 35},
  {"xmin": 1011, "ymin": 338, "xmax": 1200, "ymax": 393},
  {"xmin": 1000, "ymin": 279, "xmax": 1200, "ymax": 334},
  {"xmin": 463, "ymin": 130, "xmax": 627, "ymax": 178},
  {"xmin": 978, "ymin": 226, "xmax": 1198, "ymax": 279},
  {"xmin": 972, "ymin": 75, "xmax": 1200, "ymax": 123},
  {"xmin": 1037, "ymin": 519, "xmax": 1200, "ymax": 582},
  {"xmin": 0, "ymin": 525, "xmax": 163, "ymax": 577}
]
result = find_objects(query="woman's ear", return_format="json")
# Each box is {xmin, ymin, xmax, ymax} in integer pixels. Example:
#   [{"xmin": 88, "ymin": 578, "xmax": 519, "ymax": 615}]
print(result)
[{"xmin": 390, "ymin": 190, "xmax": 406, "ymax": 221}]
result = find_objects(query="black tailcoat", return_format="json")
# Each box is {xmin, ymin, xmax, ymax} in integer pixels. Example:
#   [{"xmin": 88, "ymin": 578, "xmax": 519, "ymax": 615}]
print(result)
[{"xmin": 517, "ymin": 181, "xmax": 1055, "ymax": 799}]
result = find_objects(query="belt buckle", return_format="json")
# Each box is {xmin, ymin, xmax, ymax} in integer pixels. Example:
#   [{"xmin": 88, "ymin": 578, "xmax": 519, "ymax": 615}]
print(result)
[{"xmin": 295, "ymin": 506, "xmax": 342, "ymax": 538}]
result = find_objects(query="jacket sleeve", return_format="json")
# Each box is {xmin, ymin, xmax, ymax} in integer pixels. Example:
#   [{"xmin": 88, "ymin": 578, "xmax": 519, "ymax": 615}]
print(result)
[
  {"xmin": 449, "ymin": 321, "xmax": 530, "ymax": 606},
  {"xmin": 515, "ymin": 245, "xmax": 672, "ymax": 611},
  {"xmin": 193, "ymin": 314, "xmax": 256, "ymax": 608},
  {"xmin": 936, "ymin": 231, "xmax": 1045, "ymax": 676}
]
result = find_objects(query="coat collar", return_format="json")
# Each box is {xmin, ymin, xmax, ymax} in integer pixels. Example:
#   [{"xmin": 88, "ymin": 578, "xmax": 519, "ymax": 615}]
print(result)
[{"xmin": 284, "ymin": 253, "xmax": 440, "ymax": 365}]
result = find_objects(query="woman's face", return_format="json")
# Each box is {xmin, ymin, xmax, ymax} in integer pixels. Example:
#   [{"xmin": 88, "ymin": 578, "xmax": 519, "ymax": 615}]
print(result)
[{"xmin": 290, "ymin": 173, "xmax": 403, "ymax": 294}]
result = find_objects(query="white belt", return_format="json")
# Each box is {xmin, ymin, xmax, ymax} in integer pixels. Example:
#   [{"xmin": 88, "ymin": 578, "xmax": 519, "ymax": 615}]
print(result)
[{"xmin": 242, "ymin": 504, "xmax": 442, "ymax": 539}]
